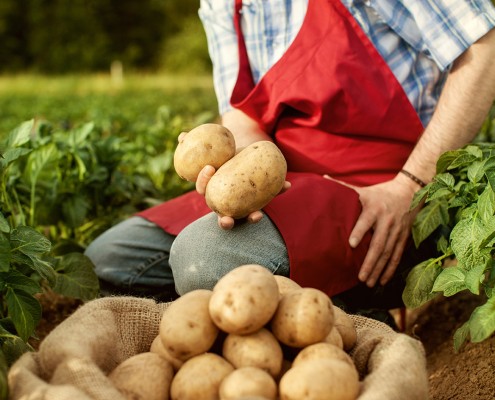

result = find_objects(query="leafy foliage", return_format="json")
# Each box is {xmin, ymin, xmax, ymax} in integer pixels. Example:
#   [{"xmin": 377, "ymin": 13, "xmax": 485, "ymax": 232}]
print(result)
[{"xmin": 403, "ymin": 143, "xmax": 495, "ymax": 350}]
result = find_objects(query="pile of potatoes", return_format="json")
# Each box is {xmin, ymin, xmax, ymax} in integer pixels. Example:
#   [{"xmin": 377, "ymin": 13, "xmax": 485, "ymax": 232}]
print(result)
[
  {"xmin": 109, "ymin": 265, "xmax": 360, "ymax": 400},
  {"xmin": 173, "ymin": 123, "xmax": 287, "ymax": 218}
]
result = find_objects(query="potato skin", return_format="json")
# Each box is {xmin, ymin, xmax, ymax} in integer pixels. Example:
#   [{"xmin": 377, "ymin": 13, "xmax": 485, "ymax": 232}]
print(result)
[
  {"xmin": 173, "ymin": 123, "xmax": 236, "ymax": 182},
  {"xmin": 292, "ymin": 342, "xmax": 354, "ymax": 368},
  {"xmin": 222, "ymin": 328, "xmax": 283, "ymax": 378},
  {"xmin": 279, "ymin": 358, "xmax": 360, "ymax": 400},
  {"xmin": 160, "ymin": 289, "xmax": 219, "ymax": 361},
  {"xmin": 170, "ymin": 353, "xmax": 234, "ymax": 400},
  {"xmin": 219, "ymin": 367, "xmax": 278, "ymax": 400},
  {"xmin": 333, "ymin": 305, "xmax": 358, "ymax": 351},
  {"xmin": 205, "ymin": 141, "xmax": 287, "ymax": 218},
  {"xmin": 270, "ymin": 288, "xmax": 335, "ymax": 348},
  {"xmin": 209, "ymin": 265, "xmax": 279, "ymax": 335},
  {"xmin": 109, "ymin": 352, "xmax": 174, "ymax": 400}
]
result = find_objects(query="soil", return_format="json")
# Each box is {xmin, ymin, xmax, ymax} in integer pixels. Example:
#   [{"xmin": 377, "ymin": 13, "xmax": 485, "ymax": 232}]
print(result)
[{"xmin": 29, "ymin": 290, "xmax": 495, "ymax": 400}]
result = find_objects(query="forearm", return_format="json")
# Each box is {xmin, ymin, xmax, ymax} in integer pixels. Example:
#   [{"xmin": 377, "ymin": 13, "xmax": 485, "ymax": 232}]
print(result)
[
  {"xmin": 403, "ymin": 28, "xmax": 495, "ymax": 183},
  {"xmin": 221, "ymin": 109, "xmax": 271, "ymax": 150}
]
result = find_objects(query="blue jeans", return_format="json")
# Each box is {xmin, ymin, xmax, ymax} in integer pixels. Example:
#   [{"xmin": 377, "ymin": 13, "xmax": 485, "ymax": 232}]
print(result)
[{"xmin": 84, "ymin": 213, "xmax": 290, "ymax": 300}]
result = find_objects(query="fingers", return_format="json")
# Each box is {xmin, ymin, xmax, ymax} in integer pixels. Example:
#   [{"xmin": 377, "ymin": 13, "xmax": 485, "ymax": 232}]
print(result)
[
  {"xmin": 280, "ymin": 180, "xmax": 291, "ymax": 194},
  {"xmin": 218, "ymin": 215, "xmax": 235, "ymax": 230},
  {"xmin": 178, "ymin": 132, "xmax": 187, "ymax": 143},
  {"xmin": 196, "ymin": 165, "xmax": 215, "ymax": 195},
  {"xmin": 358, "ymin": 221, "xmax": 408, "ymax": 287},
  {"xmin": 247, "ymin": 210, "xmax": 263, "ymax": 224}
]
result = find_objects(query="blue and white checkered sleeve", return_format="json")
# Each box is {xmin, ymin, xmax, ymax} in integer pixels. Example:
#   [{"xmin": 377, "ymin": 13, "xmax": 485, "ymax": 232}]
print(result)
[
  {"xmin": 199, "ymin": 0, "xmax": 240, "ymax": 115},
  {"xmin": 404, "ymin": 0, "xmax": 495, "ymax": 70}
]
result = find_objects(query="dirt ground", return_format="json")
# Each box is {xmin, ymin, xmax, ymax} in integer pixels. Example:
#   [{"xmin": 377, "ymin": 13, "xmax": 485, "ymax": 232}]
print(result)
[{"xmin": 30, "ymin": 290, "xmax": 495, "ymax": 400}]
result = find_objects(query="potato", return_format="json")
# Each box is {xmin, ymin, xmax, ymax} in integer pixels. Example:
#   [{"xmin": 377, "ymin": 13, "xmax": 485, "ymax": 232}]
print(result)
[
  {"xmin": 219, "ymin": 367, "xmax": 278, "ymax": 400},
  {"xmin": 279, "ymin": 359, "xmax": 360, "ymax": 400},
  {"xmin": 150, "ymin": 335, "xmax": 183, "ymax": 371},
  {"xmin": 222, "ymin": 328, "xmax": 283, "ymax": 378},
  {"xmin": 109, "ymin": 352, "xmax": 174, "ymax": 400},
  {"xmin": 170, "ymin": 353, "xmax": 234, "ymax": 400},
  {"xmin": 270, "ymin": 288, "xmax": 335, "ymax": 348},
  {"xmin": 323, "ymin": 327, "xmax": 344, "ymax": 349},
  {"xmin": 292, "ymin": 342, "xmax": 354, "ymax": 368},
  {"xmin": 160, "ymin": 289, "xmax": 219, "ymax": 361},
  {"xmin": 209, "ymin": 265, "xmax": 279, "ymax": 335},
  {"xmin": 205, "ymin": 141, "xmax": 287, "ymax": 218},
  {"xmin": 333, "ymin": 305, "xmax": 358, "ymax": 351},
  {"xmin": 273, "ymin": 275, "xmax": 301, "ymax": 297},
  {"xmin": 173, "ymin": 123, "xmax": 236, "ymax": 182}
]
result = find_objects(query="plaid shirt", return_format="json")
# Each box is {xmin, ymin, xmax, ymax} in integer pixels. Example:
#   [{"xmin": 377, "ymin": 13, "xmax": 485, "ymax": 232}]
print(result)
[{"xmin": 199, "ymin": 0, "xmax": 495, "ymax": 126}]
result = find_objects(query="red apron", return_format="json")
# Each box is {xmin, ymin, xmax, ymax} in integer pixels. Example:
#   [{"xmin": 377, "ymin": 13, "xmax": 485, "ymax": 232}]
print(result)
[{"xmin": 138, "ymin": 0, "xmax": 424, "ymax": 296}]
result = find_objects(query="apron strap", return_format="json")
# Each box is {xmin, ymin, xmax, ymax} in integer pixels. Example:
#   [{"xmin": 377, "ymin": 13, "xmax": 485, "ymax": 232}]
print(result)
[{"xmin": 231, "ymin": 0, "xmax": 256, "ymax": 103}]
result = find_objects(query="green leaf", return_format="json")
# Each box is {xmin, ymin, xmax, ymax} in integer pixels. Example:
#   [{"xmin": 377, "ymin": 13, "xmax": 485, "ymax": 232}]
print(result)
[
  {"xmin": 485, "ymin": 167, "xmax": 495, "ymax": 192},
  {"xmin": 23, "ymin": 142, "xmax": 59, "ymax": 187},
  {"xmin": 1, "ymin": 335, "xmax": 33, "ymax": 367},
  {"xmin": 410, "ymin": 184, "xmax": 429, "ymax": 210},
  {"xmin": 436, "ymin": 236, "xmax": 449, "ymax": 254},
  {"xmin": 402, "ymin": 259, "xmax": 442, "ymax": 309},
  {"xmin": 0, "ymin": 148, "xmax": 32, "ymax": 168},
  {"xmin": 450, "ymin": 216, "xmax": 490, "ymax": 269},
  {"xmin": 5, "ymin": 288, "xmax": 42, "ymax": 342},
  {"xmin": 10, "ymin": 226, "xmax": 51, "ymax": 257},
  {"xmin": 6, "ymin": 120, "xmax": 34, "ymax": 148},
  {"xmin": 436, "ymin": 150, "xmax": 461, "ymax": 173},
  {"xmin": 467, "ymin": 160, "xmax": 486, "ymax": 183},
  {"xmin": 412, "ymin": 199, "xmax": 449, "ymax": 247},
  {"xmin": 432, "ymin": 266, "xmax": 467, "ymax": 296},
  {"xmin": 62, "ymin": 195, "xmax": 90, "ymax": 229},
  {"xmin": 453, "ymin": 320, "xmax": 471, "ymax": 352},
  {"xmin": 464, "ymin": 262, "xmax": 488, "ymax": 295},
  {"xmin": 434, "ymin": 173, "xmax": 456, "ymax": 189},
  {"xmin": 52, "ymin": 253, "xmax": 99, "ymax": 301},
  {"xmin": 477, "ymin": 185, "xmax": 495, "ymax": 222},
  {"xmin": 0, "ymin": 270, "xmax": 41, "ymax": 295},
  {"xmin": 0, "ymin": 214, "xmax": 9, "ymax": 233},
  {"xmin": 448, "ymin": 152, "xmax": 478, "ymax": 170},
  {"xmin": 469, "ymin": 297, "xmax": 495, "ymax": 343},
  {"xmin": 0, "ymin": 234, "xmax": 11, "ymax": 273}
]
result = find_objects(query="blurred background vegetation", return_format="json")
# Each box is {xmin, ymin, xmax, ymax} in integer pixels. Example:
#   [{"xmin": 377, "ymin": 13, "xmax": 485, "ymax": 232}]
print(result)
[{"xmin": 0, "ymin": 0, "xmax": 211, "ymax": 74}]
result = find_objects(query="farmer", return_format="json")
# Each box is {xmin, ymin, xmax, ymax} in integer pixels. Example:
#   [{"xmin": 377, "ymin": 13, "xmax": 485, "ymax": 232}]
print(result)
[{"xmin": 86, "ymin": 0, "xmax": 495, "ymax": 320}]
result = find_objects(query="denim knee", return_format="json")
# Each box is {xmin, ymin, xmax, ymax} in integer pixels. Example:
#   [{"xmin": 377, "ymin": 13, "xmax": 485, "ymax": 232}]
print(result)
[
  {"xmin": 85, "ymin": 216, "xmax": 175, "ymax": 291},
  {"xmin": 169, "ymin": 212, "xmax": 289, "ymax": 295}
]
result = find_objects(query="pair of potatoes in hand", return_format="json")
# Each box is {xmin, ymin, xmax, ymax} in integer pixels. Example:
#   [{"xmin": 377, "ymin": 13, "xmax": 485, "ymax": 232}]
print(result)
[{"xmin": 173, "ymin": 123, "xmax": 288, "ymax": 219}]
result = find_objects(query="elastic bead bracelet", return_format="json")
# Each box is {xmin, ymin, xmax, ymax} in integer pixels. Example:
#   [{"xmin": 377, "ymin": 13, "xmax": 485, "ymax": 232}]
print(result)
[{"xmin": 400, "ymin": 169, "xmax": 427, "ymax": 188}]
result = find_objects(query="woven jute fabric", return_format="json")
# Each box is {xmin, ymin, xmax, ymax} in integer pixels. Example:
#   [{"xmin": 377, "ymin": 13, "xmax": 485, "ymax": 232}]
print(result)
[{"xmin": 8, "ymin": 296, "xmax": 428, "ymax": 399}]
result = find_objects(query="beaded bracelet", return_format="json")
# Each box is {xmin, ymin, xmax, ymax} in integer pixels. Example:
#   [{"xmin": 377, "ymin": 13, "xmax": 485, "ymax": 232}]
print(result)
[{"xmin": 400, "ymin": 169, "xmax": 427, "ymax": 188}]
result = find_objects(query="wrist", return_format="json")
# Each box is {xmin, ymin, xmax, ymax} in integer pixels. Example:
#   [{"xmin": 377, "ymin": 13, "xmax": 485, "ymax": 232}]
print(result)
[{"xmin": 399, "ymin": 169, "xmax": 427, "ymax": 188}]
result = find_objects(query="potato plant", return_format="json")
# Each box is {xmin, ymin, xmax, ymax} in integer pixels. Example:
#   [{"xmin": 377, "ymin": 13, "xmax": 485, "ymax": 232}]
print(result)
[{"xmin": 403, "ymin": 142, "xmax": 495, "ymax": 350}]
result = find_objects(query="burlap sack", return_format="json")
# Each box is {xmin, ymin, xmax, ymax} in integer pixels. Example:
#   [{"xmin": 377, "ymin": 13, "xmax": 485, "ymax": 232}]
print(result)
[{"xmin": 8, "ymin": 296, "xmax": 428, "ymax": 400}]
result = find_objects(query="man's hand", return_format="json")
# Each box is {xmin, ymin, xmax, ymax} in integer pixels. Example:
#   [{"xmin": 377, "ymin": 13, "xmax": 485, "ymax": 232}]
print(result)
[
  {"xmin": 324, "ymin": 173, "xmax": 421, "ymax": 287},
  {"xmin": 196, "ymin": 164, "xmax": 290, "ymax": 230}
]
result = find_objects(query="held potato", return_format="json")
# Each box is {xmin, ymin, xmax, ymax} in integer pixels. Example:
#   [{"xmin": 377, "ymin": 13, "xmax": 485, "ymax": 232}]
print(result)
[
  {"xmin": 205, "ymin": 141, "xmax": 287, "ymax": 218},
  {"xmin": 209, "ymin": 265, "xmax": 279, "ymax": 335},
  {"xmin": 159, "ymin": 289, "xmax": 219, "ymax": 361},
  {"xmin": 109, "ymin": 352, "xmax": 174, "ymax": 400},
  {"xmin": 222, "ymin": 328, "xmax": 283, "ymax": 378},
  {"xmin": 279, "ymin": 358, "xmax": 360, "ymax": 400},
  {"xmin": 170, "ymin": 353, "xmax": 234, "ymax": 400},
  {"xmin": 270, "ymin": 288, "xmax": 335, "ymax": 348},
  {"xmin": 219, "ymin": 367, "xmax": 278, "ymax": 400},
  {"xmin": 333, "ymin": 305, "xmax": 358, "ymax": 351},
  {"xmin": 173, "ymin": 123, "xmax": 236, "ymax": 182}
]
